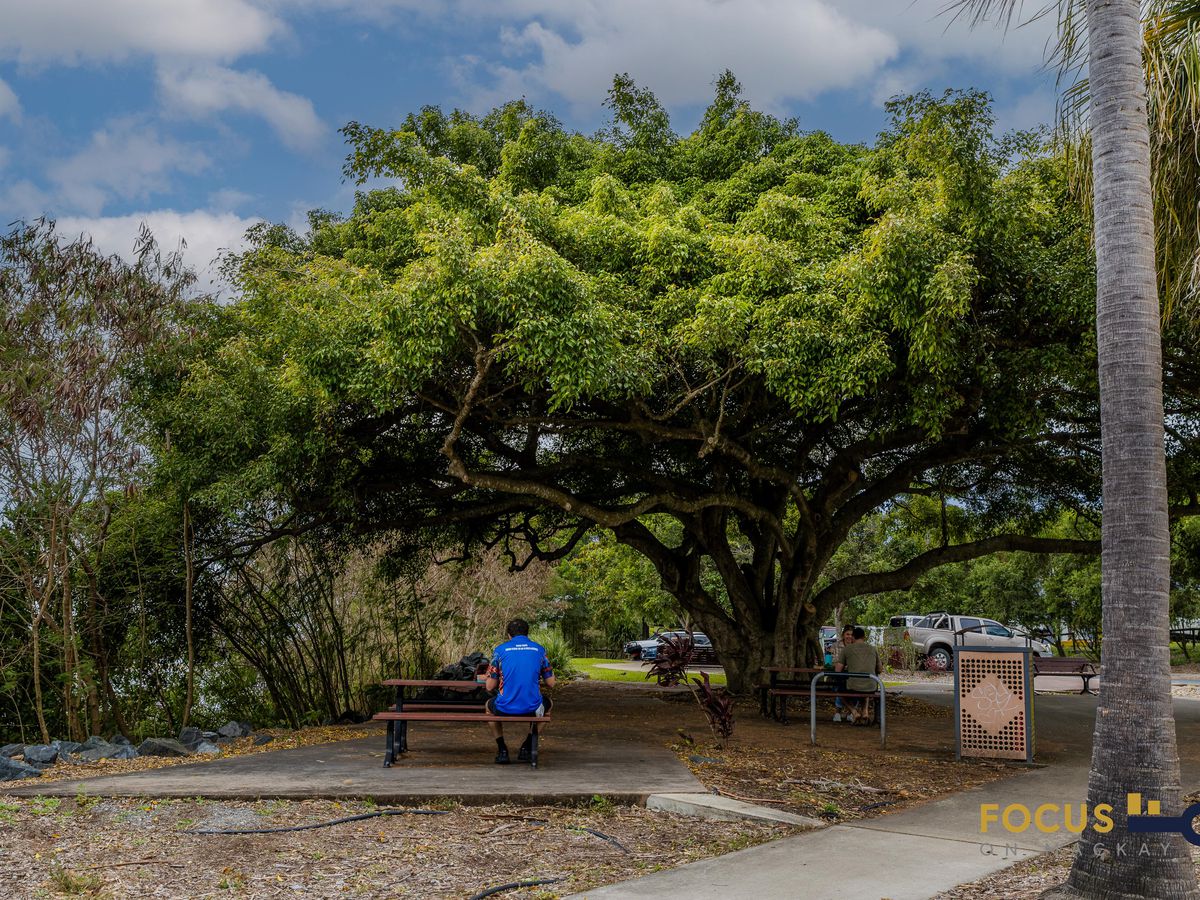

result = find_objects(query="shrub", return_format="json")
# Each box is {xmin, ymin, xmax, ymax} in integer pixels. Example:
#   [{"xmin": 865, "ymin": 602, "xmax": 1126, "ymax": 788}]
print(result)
[
  {"xmin": 645, "ymin": 633, "xmax": 694, "ymax": 686},
  {"xmin": 531, "ymin": 627, "xmax": 578, "ymax": 678}
]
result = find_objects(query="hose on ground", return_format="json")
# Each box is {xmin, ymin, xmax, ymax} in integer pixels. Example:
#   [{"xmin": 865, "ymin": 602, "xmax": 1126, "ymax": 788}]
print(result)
[
  {"xmin": 183, "ymin": 807, "xmax": 450, "ymax": 835},
  {"xmin": 466, "ymin": 877, "xmax": 565, "ymax": 900}
]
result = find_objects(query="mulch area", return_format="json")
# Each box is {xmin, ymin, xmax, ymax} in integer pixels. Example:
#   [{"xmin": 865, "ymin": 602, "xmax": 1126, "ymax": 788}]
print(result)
[
  {"xmin": 0, "ymin": 795, "xmax": 790, "ymax": 898},
  {"xmin": 659, "ymin": 689, "xmax": 1015, "ymax": 823}
]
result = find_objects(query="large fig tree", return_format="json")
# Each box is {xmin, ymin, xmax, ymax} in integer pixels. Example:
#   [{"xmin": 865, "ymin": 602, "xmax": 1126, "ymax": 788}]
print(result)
[{"xmin": 146, "ymin": 82, "xmax": 1106, "ymax": 690}]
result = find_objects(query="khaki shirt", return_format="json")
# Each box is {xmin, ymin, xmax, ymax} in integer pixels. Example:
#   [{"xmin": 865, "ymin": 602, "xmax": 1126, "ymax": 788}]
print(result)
[{"xmin": 837, "ymin": 642, "xmax": 881, "ymax": 693}]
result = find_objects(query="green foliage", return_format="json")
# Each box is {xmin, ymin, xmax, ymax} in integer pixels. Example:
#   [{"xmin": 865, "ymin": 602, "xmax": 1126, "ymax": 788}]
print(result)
[
  {"xmin": 140, "ymin": 78, "xmax": 1111, "ymax": 688},
  {"xmin": 546, "ymin": 527, "xmax": 679, "ymax": 651},
  {"xmin": 530, "ymin": 627, "xmax": 577, "ymax": 678}
]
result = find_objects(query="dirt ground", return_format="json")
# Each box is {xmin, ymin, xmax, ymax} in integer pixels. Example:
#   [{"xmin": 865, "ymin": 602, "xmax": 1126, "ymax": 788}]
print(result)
[
  {"xmin": 665, "ymin": 689, "xmax": 1012, "ymax": 822},
  {"xmin": 0, "ymin": 795, "xmax": 790, "ymax": 899},
  {"xmin": 0, "ymin": 681, "xmax": 1020, "ymax": 897}
]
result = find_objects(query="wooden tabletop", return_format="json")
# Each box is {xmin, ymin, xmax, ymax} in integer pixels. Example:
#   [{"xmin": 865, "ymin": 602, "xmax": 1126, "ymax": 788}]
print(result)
[{"xmin": 381, "ymin": 679, "xmax": 484, "ymax": 688}]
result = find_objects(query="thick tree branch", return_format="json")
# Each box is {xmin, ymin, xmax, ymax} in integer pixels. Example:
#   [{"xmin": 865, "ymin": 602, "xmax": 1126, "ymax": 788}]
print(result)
[{"xmin": 811, "ymin": 534, "xmax": 1099, "ymax": 611}]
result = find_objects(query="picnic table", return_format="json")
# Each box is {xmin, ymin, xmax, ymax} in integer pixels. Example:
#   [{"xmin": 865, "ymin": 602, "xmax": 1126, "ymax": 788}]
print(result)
[
  {"xmin": 372, "ymin": 679, "xmax": 551, "ymax": 769},
  {"xmin": 761, "ymin": 667, "xmax": 888, "ymax": 748},
  {"xmin": 1031, "ymin": 657, "xmax": 1099, "ymax": 694}
]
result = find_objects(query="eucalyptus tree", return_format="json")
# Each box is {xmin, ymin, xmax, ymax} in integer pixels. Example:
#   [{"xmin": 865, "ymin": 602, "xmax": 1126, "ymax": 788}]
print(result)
[
  {"xmin": 145, "ymin": 84, "xmax": 1105, "ymax": 692},
  {"xmin": 954, "ymin": 0, "xmax": 1199, "ymax": 896},
  {"xmin": 0, "ymin": 220, "xmax": 192, "ymax": 741}
]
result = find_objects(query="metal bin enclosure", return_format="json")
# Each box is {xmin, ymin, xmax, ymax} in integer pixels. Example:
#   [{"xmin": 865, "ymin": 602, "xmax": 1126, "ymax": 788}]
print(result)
[{"xmin": 954, "ymin": 646, "xmax": 1033, "ymax": 762}]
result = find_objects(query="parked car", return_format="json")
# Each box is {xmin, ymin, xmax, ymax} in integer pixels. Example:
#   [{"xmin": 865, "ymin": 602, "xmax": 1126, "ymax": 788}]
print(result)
[
  {"xmin": 624, "ymin": 631, "xmax": 717, "ymax": 663},
  {"xmin": 908, "ymin": 612, "xmax": 1053, "ymax": 670},
  {"xmin": 889, "ymin": 614, "xmax": 924, "ymax": 629}
]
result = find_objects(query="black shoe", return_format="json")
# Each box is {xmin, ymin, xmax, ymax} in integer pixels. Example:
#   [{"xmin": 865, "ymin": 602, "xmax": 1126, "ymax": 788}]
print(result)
[
  {"xmin": 517, "ymin": 746, "xmax": 531, "ymax": 762},
  {"xmin": 494, "ymin": 749, "xmax": 510, "ymax": 764}
]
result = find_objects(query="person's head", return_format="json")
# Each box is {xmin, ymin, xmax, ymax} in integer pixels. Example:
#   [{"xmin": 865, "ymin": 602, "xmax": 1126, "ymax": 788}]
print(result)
[
  {"xmin": 842, "ymin": 625, "xmax": 854, "ymax": 642},
  {"xmin": 506, "ymin": 618, "xmax": 530, "ymax": 638},
  {"xmin": 852, "ymin": 626, "xmax": 866, "ymax": 641}
]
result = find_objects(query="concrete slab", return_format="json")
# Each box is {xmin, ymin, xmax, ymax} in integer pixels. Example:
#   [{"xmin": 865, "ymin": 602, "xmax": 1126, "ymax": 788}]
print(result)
[
  {"xmin": 568, "ymin": 824, "xmax": 1041, "ymax": 900},
  {"xmin": 8, "ymin": 732, "xmax": 703, "ymax": 804},
  {"xmin": 646, "ymin": 793, "xmax": 820, "ymax": 827},
  {"xmin": 8, "ymin": 685, "xmax": 709, "ymax": 804}
]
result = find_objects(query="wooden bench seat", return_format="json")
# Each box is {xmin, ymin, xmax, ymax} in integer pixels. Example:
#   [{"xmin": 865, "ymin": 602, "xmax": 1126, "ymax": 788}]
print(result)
[
  {"xmin": 1032, "ymin": 657, "xmax": 1097, "ymax": 694},
  {"xmin": 372, "ymin": 711, "xmax": 551, "ymax": 768}
]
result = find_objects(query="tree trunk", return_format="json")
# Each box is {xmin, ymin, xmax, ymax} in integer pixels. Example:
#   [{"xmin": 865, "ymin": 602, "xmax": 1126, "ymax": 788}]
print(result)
[
  {"xmin": 715, "ymin": 632, "xmax": 776, "ymax": 696},
  {"xmin": 181, "ymin": 501, "xmax": 196, "ymax": 728},
  {"xmin": 30, "ymin": 613, "xmax": 50, "ymax": 745},
  {"xmin": 1063, "ymin": 2, "xmax": 1199, "ymax": 896}
]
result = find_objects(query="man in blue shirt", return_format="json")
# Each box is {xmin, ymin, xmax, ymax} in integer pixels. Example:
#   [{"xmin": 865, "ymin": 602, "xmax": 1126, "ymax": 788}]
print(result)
[{"xmin": 485, "ymin": 619, "xmax": 556, "ymax": 764}]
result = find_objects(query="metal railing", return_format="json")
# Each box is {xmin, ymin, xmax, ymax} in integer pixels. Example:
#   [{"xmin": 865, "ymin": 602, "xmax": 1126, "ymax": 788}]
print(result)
[{"xmin": 809, "ymin": 671, "xmax": 886, "ymax": 749}]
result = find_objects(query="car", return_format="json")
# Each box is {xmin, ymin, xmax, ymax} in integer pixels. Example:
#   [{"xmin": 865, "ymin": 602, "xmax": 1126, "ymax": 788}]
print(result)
[
  {"xmin": 908, "ymin": 612, "xmax": 1053, "ymax": 670},
  {"xmin": 624, "ymin": 630, "xmax": 716, "ymax": 662}
]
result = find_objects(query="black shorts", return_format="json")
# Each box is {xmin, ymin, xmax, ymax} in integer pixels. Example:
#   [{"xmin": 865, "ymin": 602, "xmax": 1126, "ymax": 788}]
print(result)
[{"xmin": 486, "ymin": 695, "xmax": 553, "ymax": 717}]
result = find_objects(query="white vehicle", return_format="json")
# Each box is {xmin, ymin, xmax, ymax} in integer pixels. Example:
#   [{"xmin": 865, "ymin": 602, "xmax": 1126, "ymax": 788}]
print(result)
[{"xmin": 909, "ymin": 612, "xmax": 1052, "ymax": 670}]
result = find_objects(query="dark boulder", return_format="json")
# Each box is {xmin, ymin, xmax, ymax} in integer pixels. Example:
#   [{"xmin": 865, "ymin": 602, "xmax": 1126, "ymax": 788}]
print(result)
[
  {"xmin": 178, "ymin": 726, "xmax": 204, "ymax": 750},
  {"xmin": 252, "ymin": 734, "xmax": 274, "ymax": 746},
  {"xmin": 216, "ymin": 721, "xmax": 250, "ymax": 739},
  {"xmin": 0, "ymin": 757, "xmax": 41, "ymax": 781},
  {"xmin": 22, "ymin": 744, "xmax": 58, "ymax": 765},
  {"xmin": 0, "ymin": 743, "xmax": 22, "ymax": 758},
  {"xmin": 136, "ymin": 737, "xmax": 192, "ymax": 758}
]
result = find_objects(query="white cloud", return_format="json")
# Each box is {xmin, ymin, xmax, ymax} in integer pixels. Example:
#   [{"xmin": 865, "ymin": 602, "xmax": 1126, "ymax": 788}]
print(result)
[
  {"xmin": 0, "ymin": 0, "xmax": 281, "ymax": 65},
  {"xmin": 158, "ymin": 64, "xmax": 325, "ymax": 151},
  {"xmin": 453, "ymin": 0, "xmax": 900, "ymax": 113},
  {"xmin": 302, "ymin": 0, "xmax": 1059, "ymax": 116},
  {"xmin": 0, "ymin": 179, "xmax": 51, "ymax": 220},
  {"xmin": 54, "ymin": 209, "xmax": 263, "ymax": 297},
  {"xmin": 47, "ymin": 119, "xmax": 211, "ymax": 216},
  {"xmin": 994, "ymin": 86, "xmax": 1059, "ymax": 135},
  {"xmin": 209, "ymin": 187, "xmax": 256, "ymax": 212},
  {"xmin": 0, "ymin": 77, "xmax": 19, "ymax": 121}
]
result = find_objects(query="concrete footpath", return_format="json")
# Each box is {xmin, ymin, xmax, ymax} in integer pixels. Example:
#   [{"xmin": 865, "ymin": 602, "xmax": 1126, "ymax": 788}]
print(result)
[
  {"xmin": 8, "ymin": 684, "xmax": 707, "ymax": 805},
  {"xmin": 569, "ymin": 686, "xmax": 1200, "ymax": 900}
]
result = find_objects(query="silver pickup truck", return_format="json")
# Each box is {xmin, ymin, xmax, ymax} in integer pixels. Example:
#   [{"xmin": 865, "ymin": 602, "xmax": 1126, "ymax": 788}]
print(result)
[{"xmin": 906, "ymin": 612, "xmax": 1053, "ymax": 670}]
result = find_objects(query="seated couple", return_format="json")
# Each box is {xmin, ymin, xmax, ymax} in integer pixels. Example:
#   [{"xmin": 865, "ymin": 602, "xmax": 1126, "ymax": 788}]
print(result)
[
  {"xmin": 833, "ymin": 625, "xmax": 881, "ymax": 725},
  {"xmin": 483, "ymin": 618, "xmax": 556, "ymax": 764}
]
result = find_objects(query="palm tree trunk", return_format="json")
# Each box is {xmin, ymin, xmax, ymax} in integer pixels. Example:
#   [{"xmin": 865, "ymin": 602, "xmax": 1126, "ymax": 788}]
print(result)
[{"xmin": 1065, "ymin": 2, "xmax": 1198, "ymax": 896}]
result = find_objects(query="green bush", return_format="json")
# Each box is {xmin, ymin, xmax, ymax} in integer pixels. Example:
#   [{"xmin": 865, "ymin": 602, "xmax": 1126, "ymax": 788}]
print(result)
[{"xmin": 532, "ymin": 627, "xmax": 578, "ymax": 678}]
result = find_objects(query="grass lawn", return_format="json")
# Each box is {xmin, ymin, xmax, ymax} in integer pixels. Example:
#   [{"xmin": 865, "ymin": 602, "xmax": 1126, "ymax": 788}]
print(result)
[{"xmin": 572, "ymin": 657, "xmax": 729, "ymax": 687}]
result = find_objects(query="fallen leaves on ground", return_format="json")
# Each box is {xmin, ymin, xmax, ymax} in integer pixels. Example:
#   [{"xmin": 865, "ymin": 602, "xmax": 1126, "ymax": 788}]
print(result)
[
  {"xmin": 0, "ymin": 795, "xmax": 791, "ymax": 898},
  {"xmin": 675, "ymin": 695, "xmax": 1010, "ymax": 823}
]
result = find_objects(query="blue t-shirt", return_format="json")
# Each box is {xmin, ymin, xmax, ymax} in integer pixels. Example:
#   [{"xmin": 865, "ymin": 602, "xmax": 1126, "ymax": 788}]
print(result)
[{"xmin": 488, "ymin": 637, "xmax": 553, "ymax": 714}]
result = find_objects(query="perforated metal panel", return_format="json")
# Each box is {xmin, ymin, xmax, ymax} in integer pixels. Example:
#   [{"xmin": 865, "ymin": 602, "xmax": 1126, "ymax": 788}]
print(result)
[{"xmin": 955, "ymin": 647, "xmax": 1033, "ymax": 762}]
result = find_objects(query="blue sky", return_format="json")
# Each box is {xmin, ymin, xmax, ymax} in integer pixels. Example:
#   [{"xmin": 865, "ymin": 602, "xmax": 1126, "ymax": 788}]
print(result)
[{"xmin": 0, "ymin": 0, "xmax": 1060, "ymax": 294}]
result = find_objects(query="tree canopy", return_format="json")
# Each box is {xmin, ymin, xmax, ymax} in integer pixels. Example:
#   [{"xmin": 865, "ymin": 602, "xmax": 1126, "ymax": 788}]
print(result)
[{"xmin": 143, "ymin": 80, "xmax": 1124, "ymax": 689}]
